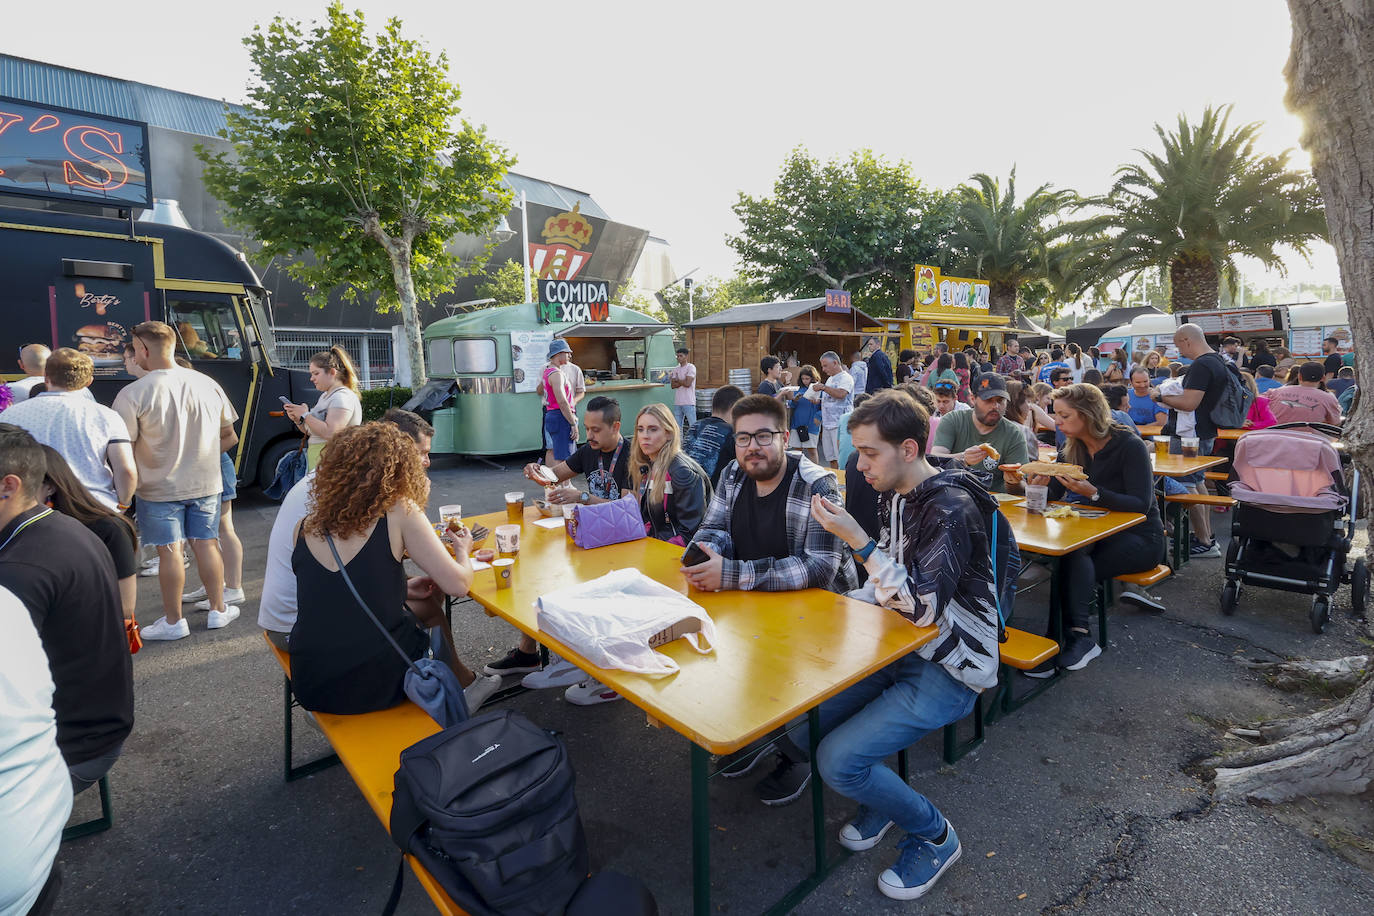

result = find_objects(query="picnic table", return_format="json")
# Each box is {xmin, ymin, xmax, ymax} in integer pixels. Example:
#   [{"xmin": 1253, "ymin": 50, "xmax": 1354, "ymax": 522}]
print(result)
[
  {"xmin": 1137, "ymin": 422, "xmax": 1247, "ymax": 441},
  {"xmin": 464, "ymin": 507, "xmax": 937, "ymax": 915}
]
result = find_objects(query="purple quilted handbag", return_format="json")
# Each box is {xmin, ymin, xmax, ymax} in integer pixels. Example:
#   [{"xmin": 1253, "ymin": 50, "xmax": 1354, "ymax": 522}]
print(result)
[{"xmin": 569, "ymin": 496, "xmax": 646, "ymax": 549}]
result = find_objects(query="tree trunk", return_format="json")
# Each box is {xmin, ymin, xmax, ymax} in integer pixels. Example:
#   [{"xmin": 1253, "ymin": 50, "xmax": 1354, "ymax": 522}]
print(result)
[
  {"xmin": 1201, "ymin": 2, "xmax": 1374, "ymax": 807},
  {"xmin": 391, "ymin": 252, "xmax": 426, "ymax": 388},
  {"xmin": 988, "ymin": 281, "xmax": 1018, "ymax": 322},
  {"xmin": 1168, "ymin": 255, "xmax": 1219, "ymax": 313}
]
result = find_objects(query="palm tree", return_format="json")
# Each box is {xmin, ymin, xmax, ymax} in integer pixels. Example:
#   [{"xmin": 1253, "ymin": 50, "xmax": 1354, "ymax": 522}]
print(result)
[
  {"xmin": 1082, "ymin": 105, "xmax": 1327, "ymax": 312},
  {"xmin": 949, "ymin": 168, "xmax": 1077, "ymax": 320}
]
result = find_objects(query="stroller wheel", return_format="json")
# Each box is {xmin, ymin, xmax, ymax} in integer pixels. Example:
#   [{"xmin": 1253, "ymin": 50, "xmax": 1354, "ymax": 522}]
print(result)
[
  {"xmin": 1310, "ymin": 596, "xmax": 1329, "ymax": 634},
  {"xmin": 1352, "ymin": 559, "xmax": 1368, "ymax": 617},
  {"xmin": 1220, "ymin": 581, "xmax": 1239, "ymax": 616}
]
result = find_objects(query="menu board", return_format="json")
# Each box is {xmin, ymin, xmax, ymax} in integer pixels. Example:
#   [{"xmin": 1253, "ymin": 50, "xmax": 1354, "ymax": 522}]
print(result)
[
  {"xmin": 1187, "ymin": 308, "xmax": 1283, "ymax": 334},
  {"xmin": 510, "ymin": 329, "xmax": 554, "ymax": 393},
  {"xmin": 1290, "ymin": 324, "xmax": 1352, "ymax": 359},
  {"xmin": 1131, "ymin": 334, "xmax": 1179, "ymax": 360},
  {"xmin": 50, "ymin": 277, "xmax": 149, "ymax": 378}
]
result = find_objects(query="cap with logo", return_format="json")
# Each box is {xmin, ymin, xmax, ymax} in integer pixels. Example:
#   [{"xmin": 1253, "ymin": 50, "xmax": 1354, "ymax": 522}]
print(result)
[{"xmin": 971, "ymin": 372, "xmax": 1009, "ymax": 401}]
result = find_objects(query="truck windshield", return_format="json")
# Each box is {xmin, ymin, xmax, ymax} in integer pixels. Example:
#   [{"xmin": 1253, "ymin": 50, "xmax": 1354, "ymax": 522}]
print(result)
[{"xmin": 168, "ymin": 295, "xmax": 245, "ymax": 361}]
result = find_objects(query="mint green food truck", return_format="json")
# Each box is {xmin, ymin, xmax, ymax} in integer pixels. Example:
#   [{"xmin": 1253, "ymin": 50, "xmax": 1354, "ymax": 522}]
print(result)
[{"xmin": 421, "ymin": 303, "xmax": 677, "ymax": 457}]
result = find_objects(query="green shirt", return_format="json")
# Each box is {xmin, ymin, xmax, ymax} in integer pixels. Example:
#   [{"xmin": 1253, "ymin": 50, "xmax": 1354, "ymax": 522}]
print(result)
[{"xmin": 931, "ymin": 409, "xmax": 1029, "ymax": 492}]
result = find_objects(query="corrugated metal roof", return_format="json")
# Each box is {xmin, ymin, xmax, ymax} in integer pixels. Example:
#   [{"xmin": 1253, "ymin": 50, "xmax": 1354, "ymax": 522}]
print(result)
[
  {"xmin": 1, "ymin": 54, "xmax": 243, "ymax": 137},
  {"xmin": 504, "ymin": 172, "xmax": 609, "ymax": 220},
  {"xmin": 686, "ymin": 298, "xmax": 828, "ymax": 327}
]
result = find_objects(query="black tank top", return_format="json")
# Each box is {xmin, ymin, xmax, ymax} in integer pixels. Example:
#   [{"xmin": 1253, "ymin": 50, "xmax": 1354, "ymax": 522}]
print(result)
[{"xmin": 288, "ymin": 516, "xmax": 427, "ymax": 714}]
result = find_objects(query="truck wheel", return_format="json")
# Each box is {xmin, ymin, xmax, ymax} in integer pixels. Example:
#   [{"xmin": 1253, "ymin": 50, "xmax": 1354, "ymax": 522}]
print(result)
[{"xmin": 257, "ymin": 439, "xmax": 300, "ymax": 497}]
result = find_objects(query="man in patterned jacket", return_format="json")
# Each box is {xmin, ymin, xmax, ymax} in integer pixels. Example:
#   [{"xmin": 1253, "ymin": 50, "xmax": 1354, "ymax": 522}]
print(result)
[{"xmin": 804, "ymin": 388, "xmax": 1010, "ymax": 902}]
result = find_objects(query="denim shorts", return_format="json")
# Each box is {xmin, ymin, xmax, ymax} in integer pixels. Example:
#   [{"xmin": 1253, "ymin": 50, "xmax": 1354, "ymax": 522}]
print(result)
[
  {"xmin": 138, "ymin": 495, "xmax": 221, "ymax": 546},
  {"xmin": 220, "ymin": 452, "xmax": 238, "ymax": 502},
  {"xmin": 542, "ymin": 409, "xmax": 576, "ymax": 461}
]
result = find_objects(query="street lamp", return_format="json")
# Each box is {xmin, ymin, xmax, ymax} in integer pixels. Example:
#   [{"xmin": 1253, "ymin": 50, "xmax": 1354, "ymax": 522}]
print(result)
[
  {"xmin": 655, "ymin": 267, "xmax": 700, "ymax": 325},
  {"xmin": 517, "ymin": 190, "xmax": 532, "ymax": 304}
]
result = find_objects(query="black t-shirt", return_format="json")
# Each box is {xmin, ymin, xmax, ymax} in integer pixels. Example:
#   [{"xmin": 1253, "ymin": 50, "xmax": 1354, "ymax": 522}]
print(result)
[
  {"xmin": 563, "ymin": 437, "xmax": 631, "ymax": 500},
  {"xmin": 0, "ymin": 506, "xmax": 134, "ymax": 765},
  {"xmin": 1325, "ymin": 353, "xmax": 1344, "ymax": 377},
  {"xmin": 730, "ymin": 456, "xmax": 798, "ymax": 563},
  {"xmin": 87, "ymin": 514, "xmax": 138, "ymax": 579},
  {"xmin": 1178, "ymin": 352, "xmax": 1229, "ymax": 439},
  {"xmin": 757, "ymin": 379, "xmax": 778, "ymax": 397}
]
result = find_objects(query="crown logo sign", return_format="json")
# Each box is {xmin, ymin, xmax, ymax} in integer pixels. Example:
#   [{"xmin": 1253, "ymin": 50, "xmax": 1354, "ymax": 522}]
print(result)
[{"xmin": 540, "ymin": 202, "xmax": 594, "ymax": 250}]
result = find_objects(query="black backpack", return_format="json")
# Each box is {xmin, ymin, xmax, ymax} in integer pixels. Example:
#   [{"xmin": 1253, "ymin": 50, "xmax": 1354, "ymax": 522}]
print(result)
[
  {"xmin": 1204, "ymin": 352, "xmax": 1255, "ymax": 430},
  {"xmin": 387, "ymin": 710, "xmax": 589, "ymax": 916}
]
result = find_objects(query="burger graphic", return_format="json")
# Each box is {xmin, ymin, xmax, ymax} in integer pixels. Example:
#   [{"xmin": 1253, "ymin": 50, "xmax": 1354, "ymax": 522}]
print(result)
[{"xmin": 74, "ymin": 322, "xmax": 127, "ymax": 366}]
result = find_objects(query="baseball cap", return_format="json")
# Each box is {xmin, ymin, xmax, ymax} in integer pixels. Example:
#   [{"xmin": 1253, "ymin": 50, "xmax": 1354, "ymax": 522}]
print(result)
[
  {"xmin": 1298, "ymin": 361, "xmax": 1324, "ymax": 383},
  {"xmin": 972, "ymin": 372, "xmax": 1009, "ymax": 400},
  {"xmin": 547, "ymin": 339, "xmax": 572, "ymax": 360}
]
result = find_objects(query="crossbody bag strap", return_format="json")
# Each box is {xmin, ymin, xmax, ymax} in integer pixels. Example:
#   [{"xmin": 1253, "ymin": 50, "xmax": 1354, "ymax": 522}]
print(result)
[
  {"xmin": 324, "ymin": 533, "xmax": 425, "ymax": 677},
  {"xmin": 991, "ymin": 511, "xmax": 1007, "ymax": 643}
]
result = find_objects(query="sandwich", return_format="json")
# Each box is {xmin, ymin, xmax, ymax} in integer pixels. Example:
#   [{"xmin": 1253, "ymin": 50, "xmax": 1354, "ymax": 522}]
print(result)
[
  {"xmin": 1017, "ymin": 460, "xmax": 1089, "ymax": 480},
  {"xmin": 977, "ymin": 443, "xmax": 1001, "ymax": 461},
  {"xmin": 74, "ymin": 323, "xmax": 124, "ymax": 363}
]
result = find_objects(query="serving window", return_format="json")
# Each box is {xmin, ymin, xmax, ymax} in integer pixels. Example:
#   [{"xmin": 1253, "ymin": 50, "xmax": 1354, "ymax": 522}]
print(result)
[{"xmin": 168, "ymin": 296, "xmax": 244, "ymax": 360}]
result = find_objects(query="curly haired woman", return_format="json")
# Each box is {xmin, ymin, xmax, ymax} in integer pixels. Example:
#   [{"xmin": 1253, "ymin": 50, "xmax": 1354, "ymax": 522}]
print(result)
[{"xmin": 288, "ymin": 423, "xmax": 490, "ymax": 715}]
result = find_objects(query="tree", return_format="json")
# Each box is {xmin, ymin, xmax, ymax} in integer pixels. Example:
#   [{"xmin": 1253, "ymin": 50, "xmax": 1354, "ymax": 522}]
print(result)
[
  {"xmin": 1199, "ymin": 1, "xmax": 1374, "ymax": 806},
  {"xmin": 948, "ymin": 169, "xmax": 1077, "ymax": 320},
  {"xmin": 1079, "ymin": 105, "xmax": 1327, "ymax": 313},
  {"xmin": 474, "ymin": 260, "xmax": 529, "ymax": 309},
  {"xmin": 728, "ymin": 148, "xmax": 956, "ymax": 314},
  {"xmin": 198, "ymin": 2, "xmax": 514, "ymax": 384},
  {"xmin": 653, "ymin": 275, "xmax": 759, "ymax": 328}
]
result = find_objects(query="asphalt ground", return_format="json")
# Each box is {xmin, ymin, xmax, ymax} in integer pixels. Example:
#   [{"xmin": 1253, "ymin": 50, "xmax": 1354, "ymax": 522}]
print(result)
[{"xmin": 51, "ymin": 454, "xmax": 1374, "ymax": 915}]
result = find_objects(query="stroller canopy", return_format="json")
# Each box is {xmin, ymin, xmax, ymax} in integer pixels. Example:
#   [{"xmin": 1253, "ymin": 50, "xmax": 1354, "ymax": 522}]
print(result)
[{"xmin": 1230, "ymin": 428, "xmax": 1345, "ymax": 513}]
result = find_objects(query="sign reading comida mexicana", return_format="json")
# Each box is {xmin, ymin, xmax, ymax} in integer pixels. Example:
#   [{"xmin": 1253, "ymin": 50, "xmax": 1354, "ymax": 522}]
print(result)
[{"xmin": 538, "ymin": 279, "xmax": 611, "ymax": 323}]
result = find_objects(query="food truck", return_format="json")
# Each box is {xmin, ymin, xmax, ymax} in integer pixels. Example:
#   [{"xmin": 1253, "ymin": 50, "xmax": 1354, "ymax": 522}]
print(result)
[
  {"xmin": 878, "ymin": 264, "xmax": 1014, "ymax": 354},
  {"xmin": 420, "ymin": 294, "xmax": 676, "ymax": 457},
  {"xmin": 1095, "ymin": 303, "xmax": 1351, "ymax": 363}
]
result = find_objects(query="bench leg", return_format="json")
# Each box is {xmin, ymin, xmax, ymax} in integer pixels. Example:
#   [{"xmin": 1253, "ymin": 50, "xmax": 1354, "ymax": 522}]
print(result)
[
  {"xmin": 941, "ymin": 693, "xmax": 986, "ymax": 764},
  {"xmin": 62, "ymin": 773, "xmax": 113, "ymax": 841},
  {"xmin": 283, "ymin": 674, "xmax": 340, "ymax": 782},
  {"xmin": 897, "ymin": 748, "xmax": 909, "ymax": 783},
  {"xmin": 1096, "ymin": 581, "xmax": 1111, "ymax": 650}
]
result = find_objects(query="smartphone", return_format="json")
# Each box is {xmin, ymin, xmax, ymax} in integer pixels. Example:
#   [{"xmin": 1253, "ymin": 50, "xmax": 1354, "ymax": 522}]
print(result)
[
  {"xmin": 278, "ymin": 396, "xmax": 291, "ymax": 405},
  {"xmin": 681, "ymin": 542, "xmax": 709, "ymax": 567}
]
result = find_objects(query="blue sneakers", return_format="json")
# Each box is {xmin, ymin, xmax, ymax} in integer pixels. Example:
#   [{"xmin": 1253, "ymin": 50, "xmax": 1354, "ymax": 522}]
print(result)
[
  {"xmin": 877, "ymin": 822, "xmax": 962, "ymax": 900},
  {"xmin": 838, "ymin": 806, "xmax": 895, "ymax": 851}
]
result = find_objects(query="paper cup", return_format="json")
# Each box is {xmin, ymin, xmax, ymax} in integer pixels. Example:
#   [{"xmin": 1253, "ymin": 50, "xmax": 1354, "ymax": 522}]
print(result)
[
  {"xmin": 495, "ymin": 524, "xmax": 521, "ymax": 554},
  {"xmin": 492, "ymin": 558, "xmax": 514, "ymax": 589}
]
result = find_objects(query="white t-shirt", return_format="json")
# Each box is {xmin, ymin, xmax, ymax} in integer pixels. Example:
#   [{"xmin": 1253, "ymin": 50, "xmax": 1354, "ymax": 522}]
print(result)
[
  {"xmin": 669, "ymin": 363, "xmax": 697, "ymax": 407},
  {"xmin": 820, "ymin": 369, "xmax": 855, "ymax": 429},
  {"xmin": 561, "ymin": 361, "xmax": 586, "ymax": 397},
  {"xmin": 307, "ymin": 386, "xmax": 363, "ymax": 447},
  {"xmin": 0, "ymin": 586, "xmax": 72, "ymax": 916},
  {"xmin": 113, "ymin": 367, "xmax": 239, "ymax": 502},
  {"xmin": 258, "ymin": 470, "xmax": 315, "ymax": 634},
  {"xmin": 2, "ymin": 391, "xmax": 130, "ymax": 509},
  {"xmin": 6, "ymin": 376, "xmax": 45, "ymax": 404}
]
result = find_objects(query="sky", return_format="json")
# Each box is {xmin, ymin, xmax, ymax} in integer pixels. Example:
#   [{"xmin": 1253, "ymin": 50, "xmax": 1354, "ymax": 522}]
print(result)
[{"xmin": 1, "ymin": 0, "xmax": 1341, "ymax": 294}]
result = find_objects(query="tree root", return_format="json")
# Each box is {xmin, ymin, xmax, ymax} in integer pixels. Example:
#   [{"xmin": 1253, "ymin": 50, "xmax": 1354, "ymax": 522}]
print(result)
[
  {"xmin": 1234, "ymin": 655, "xmax": 1369, "ymax": 694},
  {"xmin": 1207, "ymin": 677, "xmax": 1374, "ymax": 804}
]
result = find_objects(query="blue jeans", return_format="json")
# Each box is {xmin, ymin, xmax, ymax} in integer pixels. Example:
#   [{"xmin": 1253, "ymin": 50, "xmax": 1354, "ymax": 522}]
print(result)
[
  {"xmin": 673, "ymin": 403, "xmax": 695, "ymax": 432},
  {"xmin": 804, "ymin": 653, "xmax": 976, "ymax": 839}
]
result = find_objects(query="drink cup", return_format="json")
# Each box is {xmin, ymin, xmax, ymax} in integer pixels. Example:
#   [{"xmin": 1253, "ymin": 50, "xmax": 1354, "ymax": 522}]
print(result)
[
  {"xmin": 439, "ymin": 504, "xmax": 462, "ymax": 530},
  {"xmin": 1181, "ymin": 437, "xmax": 1199, "ymax": 459},
  {"xmin": 504, "ymin": 491, "xmax": 526, "ymax": 522},
  {"xmin": 561, "ymin": 503, "xmax": 577, "ymax": 538},
  {"xmin": 1025, "ymin": 484, "xmax": 1049, "ymax": 515},
  {"xmin": 1152, "ymin": 436, "xmax": 1170, "ymax": 460},
  {"xmin": 495, "ymin": 524, "xmax": 521, "ymax": 555},
  {"xmin": 492, "ymin": 558, "xmax": 514, "ymax": 590}
]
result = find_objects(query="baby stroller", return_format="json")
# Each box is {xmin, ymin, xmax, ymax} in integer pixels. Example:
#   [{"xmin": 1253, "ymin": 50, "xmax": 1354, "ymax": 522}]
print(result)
[{"xmin": 1220, "ymin": 423, "xmax": 1366, "ymax": 633}]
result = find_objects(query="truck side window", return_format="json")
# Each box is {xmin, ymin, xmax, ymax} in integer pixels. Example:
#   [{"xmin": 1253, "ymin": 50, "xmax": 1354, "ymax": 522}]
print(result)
[{"xmin": 168, "ymin": 298, "xmax": 244, "ymax": 361}]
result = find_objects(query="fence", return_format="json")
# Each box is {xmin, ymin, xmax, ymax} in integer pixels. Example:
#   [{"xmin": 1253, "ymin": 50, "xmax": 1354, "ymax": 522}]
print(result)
[{"xmin": 271, "ymin": 327, "xmax": 398, "ymax": 390}]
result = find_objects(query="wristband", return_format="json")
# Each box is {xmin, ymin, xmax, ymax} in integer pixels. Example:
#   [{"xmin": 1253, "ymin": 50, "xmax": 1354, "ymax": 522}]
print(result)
[{"xmin": 853, "ymin": 538, "xmax": 878, "ymax": 563}]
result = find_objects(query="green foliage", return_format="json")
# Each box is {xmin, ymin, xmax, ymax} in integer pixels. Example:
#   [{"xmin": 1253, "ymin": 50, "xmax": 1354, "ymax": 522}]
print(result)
[
  {"xmin": 360, "ymin": 385, "xmax": 413, "ymax": 421},
  {"xmin": 197, "ymin": 2, "xmax": 515, "ymax": 381},
  {"xmin": 474, "ymin": 260, "xmax": 529, "ymax": 308},
  {"xmin": 728, "ymin": 148, "xmax": 956, "ymax": 313},
  {"xmin": 655, "ymin": 275, "xmax": 762, "ymax": 327},
  {"xmin": 1075, "ymin": 105, "xmax": 1327, "ymax": 312},
  {"xmin": 948, "ymin": 168, "xmax": 1078, "ymax": 317}
]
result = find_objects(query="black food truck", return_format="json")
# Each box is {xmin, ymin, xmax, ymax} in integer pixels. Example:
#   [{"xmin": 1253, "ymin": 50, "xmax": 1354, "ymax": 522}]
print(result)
[{"xmin": 0, "ymin": 95, "xmax": 310, "ymax": 489}]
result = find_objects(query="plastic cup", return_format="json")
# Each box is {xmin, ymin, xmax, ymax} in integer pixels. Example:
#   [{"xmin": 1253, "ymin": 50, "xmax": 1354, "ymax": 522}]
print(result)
[
  {"xmin": 1152, "ymin": 436, "xmax": 1170, "ymax": 460},
  {"xmin": 504, "ymin": 491, "xmax": 526, "ymax": 522},
  {"xmin": 561, "ymin": 503, "xmax": 577, "ymax": 538},
  {"xmin": 495, "ymin": 524, "xmax": 521, "ymax": 555},
  {"xmin": 1025, "ymin": 484, "xmax": 1049, "ymax": 515},
  {"xmin": 492, "ymin": 558, "xmax": 514, "ymax": 590},
  {"xmin": 439, "ymin": 504, "xmax": 462, "ymax": 530},
  {"xmin": 1181, "ymin": 437, "xmax": 1200, "ymax": 459}
]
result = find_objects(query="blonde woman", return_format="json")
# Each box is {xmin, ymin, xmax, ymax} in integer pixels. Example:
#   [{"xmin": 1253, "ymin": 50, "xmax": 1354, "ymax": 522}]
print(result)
[
  {"xmin": 284, "ymin": 346, "xmax": 364, "ymax": 469},
  {"xmin": 630, "ymin": 402, "xmax": 711, "ymax": 545},
  {"xmin": 1021, "ymin": 384, "xmax": 1166, "ymax": 673}
]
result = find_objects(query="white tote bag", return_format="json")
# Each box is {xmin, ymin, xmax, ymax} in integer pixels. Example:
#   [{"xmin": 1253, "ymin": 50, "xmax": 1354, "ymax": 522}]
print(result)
[{"xmin": 536, "ymin": 569, "xmax": 716, "ymax": 677}]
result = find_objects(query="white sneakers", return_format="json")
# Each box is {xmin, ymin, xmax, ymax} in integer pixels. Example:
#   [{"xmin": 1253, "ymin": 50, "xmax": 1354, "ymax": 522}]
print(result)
[
  {"xmin": 141, "ymin": 606, "xmax": 240, "ymax": 639},
  {"xmin": 520, "ymin": 658, "xmax": 585, "ymax": 690},
  {"xmin": 206, "ymin": 607, "xmax": 240, "ymax": 629},
  {"xmin": 464, "ymin": 673, "xmax": 503, "ymax": 712},
  {"xmin": 183, "ymin": 586, "xmax": 246, "ymax": 610},
  {"xmin": 564, "ymin": 679, "xmax": 621, "ymax": 706}
]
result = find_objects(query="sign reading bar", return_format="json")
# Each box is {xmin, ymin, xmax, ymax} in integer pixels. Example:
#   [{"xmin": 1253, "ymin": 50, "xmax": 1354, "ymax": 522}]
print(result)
[
  {"xmin": 824, "ymin": 289, "xmax": 852, "ymax": 314},
  {"xmin": 0, "ymin": 96, "xmax": 152, "ymax": 208},
  {"xmin": 913, "ymin": 264, "xmax": 990, "ymax": 315},
  {"xmin": 537, "ymin": 279, "xmax": 611, "ymax": 324}
]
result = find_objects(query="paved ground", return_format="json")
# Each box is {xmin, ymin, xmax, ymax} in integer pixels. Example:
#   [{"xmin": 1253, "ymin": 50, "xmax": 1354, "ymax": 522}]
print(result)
[{"xmin": 52, "ymin": 454, "xmax": 1374, "ymax": 915}]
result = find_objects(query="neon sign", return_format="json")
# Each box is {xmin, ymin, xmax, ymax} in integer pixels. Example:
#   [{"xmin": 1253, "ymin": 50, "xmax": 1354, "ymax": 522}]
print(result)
[{"xmin": 0, "ymin": 96, "xmax": 151, "ymax": 208}]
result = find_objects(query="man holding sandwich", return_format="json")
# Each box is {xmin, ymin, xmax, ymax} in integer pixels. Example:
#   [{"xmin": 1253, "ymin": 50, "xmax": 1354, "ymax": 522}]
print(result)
[{"xmin": 928, "ymin": 373, "xmax": 1028, "ymax": 492}]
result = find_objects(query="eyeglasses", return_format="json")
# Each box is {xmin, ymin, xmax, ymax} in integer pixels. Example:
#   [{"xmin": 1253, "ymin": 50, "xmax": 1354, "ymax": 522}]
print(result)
[{"xmin": 734, "ymin": 429, "xmax": 784, "ymax": 448}]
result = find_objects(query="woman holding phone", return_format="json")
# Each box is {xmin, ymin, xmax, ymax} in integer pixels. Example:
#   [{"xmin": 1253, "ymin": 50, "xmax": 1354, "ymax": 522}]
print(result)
[{"xmin": 283, "ymin": 346, "xmax": 364, "ymax": 470}]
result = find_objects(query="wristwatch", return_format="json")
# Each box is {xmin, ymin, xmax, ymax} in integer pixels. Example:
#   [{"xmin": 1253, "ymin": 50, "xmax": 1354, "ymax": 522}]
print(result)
[
  {"xmin": 853, "ymin": 538, "xmax": 878, "ymax": 563},
  {"xmin": 1089, "ymin": 490, "xmax": 1101, "ymax": 502},
  {"xmin": 580, "ymin": 492, "xmax": 590, "ymax": 504}
]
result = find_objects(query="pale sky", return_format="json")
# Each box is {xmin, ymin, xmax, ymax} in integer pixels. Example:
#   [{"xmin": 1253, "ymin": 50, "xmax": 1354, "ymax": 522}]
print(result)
[{"xmin": 1, "ymin": 0, "xmax": 1341, "ymax": 293}]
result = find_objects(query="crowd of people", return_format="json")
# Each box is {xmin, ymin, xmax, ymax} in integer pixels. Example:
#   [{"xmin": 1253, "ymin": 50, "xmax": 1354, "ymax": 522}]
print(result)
[{"xmin": 0, "ymin": 321, "xmax": 1357, "ymax": 910}]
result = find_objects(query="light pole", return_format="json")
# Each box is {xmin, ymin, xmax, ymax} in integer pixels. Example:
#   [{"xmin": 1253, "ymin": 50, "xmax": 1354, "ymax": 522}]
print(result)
[
  {"xmin": 518, "ymin": 190, "xmax": 532, "ymax": 304},
  {"xmin": 684, "ymin": 276, "xmax": 695, "ymax": 324}
]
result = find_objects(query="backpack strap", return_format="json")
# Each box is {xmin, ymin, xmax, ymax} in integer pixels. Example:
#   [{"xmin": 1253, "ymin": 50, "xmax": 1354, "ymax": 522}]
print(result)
[{"xmin": 990, "ymin": 510, "xmax": 1008, "ymax": 643}]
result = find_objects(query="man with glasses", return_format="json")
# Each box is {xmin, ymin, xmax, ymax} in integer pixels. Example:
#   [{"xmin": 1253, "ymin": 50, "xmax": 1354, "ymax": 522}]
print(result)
[{"xmin": 681, "ymin": 393, "xmax": 857, "ymax": 804}]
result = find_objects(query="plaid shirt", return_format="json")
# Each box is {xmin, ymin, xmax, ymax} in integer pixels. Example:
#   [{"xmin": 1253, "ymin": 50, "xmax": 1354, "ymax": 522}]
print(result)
[
  {"xmin": 691, "ymin": 454, "xmax": 857, "ymax": 593},
  {"xmin": 996, "ymin": 353, "xmax": 1024, "ymax": 375}
]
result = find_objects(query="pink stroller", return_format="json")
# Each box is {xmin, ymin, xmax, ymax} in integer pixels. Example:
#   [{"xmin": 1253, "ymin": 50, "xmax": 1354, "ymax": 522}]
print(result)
[{"xmin": 1220, "ymin": 425, "xmax": 1364, "ymax": 632}]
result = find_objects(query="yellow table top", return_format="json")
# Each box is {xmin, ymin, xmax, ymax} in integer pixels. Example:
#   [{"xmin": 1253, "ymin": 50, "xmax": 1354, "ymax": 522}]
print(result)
[
  {"xmin": 465, "ymin": 509, "xmax": 936, "ymax": 755},
  {"xmin": 999, "ymin": 501, "xmax": 1146, "ymax": 557},
  {"xmin": 1137, "ymin": 422, "xmax": 1248, "ymax": 441},
  {"xmin": 1150, "ymin": 453, "xmax": 1229, "ymax": 477}
]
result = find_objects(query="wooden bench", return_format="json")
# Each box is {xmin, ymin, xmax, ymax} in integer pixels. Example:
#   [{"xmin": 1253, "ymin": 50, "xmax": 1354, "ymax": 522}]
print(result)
[
  {"xmin": 936, "ymin": 627, "xmax": 1059, "ymax": 763},
  {"xmin": 1204, "ymin": 471, "xmax": 1230, "ymax": 482},
  {"xmin": 1095, "ymin": 564, "xmax": 1172, "ymax": 646},
  {"xmin": 1163, "ymin": 493, "xmax": 1237, "ymax": 568},
  {"xmin": 264, "ymin": 635, "xmax": 467, "ymax": 915},
  {"xmin": 62, "ymin": 774, "xmax": 112, "ymax": 842}
]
